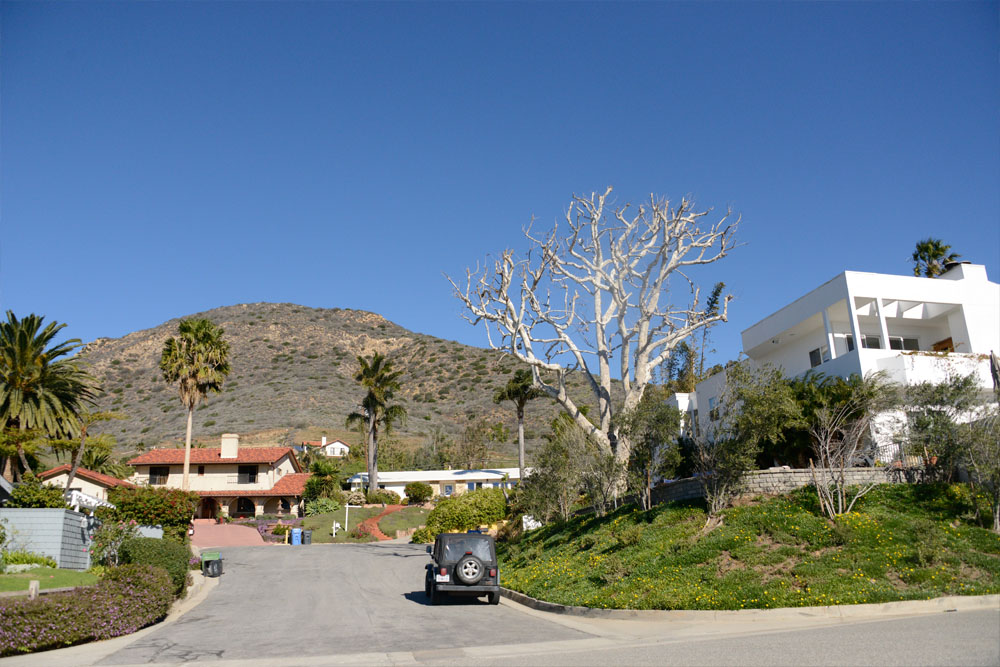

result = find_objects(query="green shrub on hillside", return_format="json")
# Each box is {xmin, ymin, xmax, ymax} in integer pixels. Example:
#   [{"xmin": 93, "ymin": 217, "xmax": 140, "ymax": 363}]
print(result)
[
  {"xmin": 305, "ymin": 497, "xmax": 341, "ymax": 516},
  {"xmin": 119, "ymin": 537, "xmax": 190, "ymax": 597},
  {"xmin": 366, "ymin": 490, "xmax": 401, "ymax": 505}
]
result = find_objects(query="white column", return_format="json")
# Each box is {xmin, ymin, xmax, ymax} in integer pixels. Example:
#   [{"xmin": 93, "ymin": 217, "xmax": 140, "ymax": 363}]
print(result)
[
  {"xmin": 822, "ymin": 308, "xmax": 838, "ymax": 360},
  {"xmin": 875, "ymin": 297, "xmax": 891, "ymax": 350},
  {"xmin": 847, "ymin": 296, "xmax": 862, "ymax": 350}
]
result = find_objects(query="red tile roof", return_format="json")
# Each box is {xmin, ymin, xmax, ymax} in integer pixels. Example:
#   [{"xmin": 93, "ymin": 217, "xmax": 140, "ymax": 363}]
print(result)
[
  {"xmin": 128, "ymin": 447, "xmax": 300, "ymax": 470},
  {"xmin": 38, "ymin": 465, "xmax": 136, "ymax": 489},
  {"xmin": 192, "ymin": 473, "xmax": 310, "ymax": 498}
]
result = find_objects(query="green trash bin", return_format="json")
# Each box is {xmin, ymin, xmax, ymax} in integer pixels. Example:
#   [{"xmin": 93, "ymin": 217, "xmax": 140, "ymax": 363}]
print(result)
[{"xmin": 201, "ymin": 551, "xmax": 223, "ymax": 577}]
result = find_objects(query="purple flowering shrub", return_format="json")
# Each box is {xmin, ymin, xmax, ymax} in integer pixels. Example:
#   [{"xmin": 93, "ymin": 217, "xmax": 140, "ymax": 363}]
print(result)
[{"xmin": 0, "ymin": 564, "xmax": 173, "ymax": 657}]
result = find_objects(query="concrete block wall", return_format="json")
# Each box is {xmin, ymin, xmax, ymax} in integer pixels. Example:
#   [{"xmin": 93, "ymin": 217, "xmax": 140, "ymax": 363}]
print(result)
[{"xmin": 0, "ymin": 508, "xmax": 92, "ymax": 570}]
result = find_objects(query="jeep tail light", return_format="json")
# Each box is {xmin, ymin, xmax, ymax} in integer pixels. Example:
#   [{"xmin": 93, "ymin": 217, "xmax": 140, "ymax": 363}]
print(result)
[
  {"xmin": 439, "ymin": 567, "xmax": 447, "ymax": 576},
  {"xmin": 489, "ymin": 568, "xmax": 497, "ymax": 577}
]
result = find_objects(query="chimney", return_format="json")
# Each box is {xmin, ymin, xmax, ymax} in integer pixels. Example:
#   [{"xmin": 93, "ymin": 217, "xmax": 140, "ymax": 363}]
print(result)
[
  {"xmin": 221, "ymin": 433, "xmax": 239, "ymax": 459},
  {"xmin": 321, "ymin": 436, "xmax": 327, "ymax": 447}
]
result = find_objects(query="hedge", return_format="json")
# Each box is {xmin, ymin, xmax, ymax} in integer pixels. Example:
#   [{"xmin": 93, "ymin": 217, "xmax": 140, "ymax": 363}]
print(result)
[
  {"xmin": 0, "ymin": 564, "xmax": 173, "ymax": 657},
  {"xmin": 99, "ymin": 487, "xmax": 200, "ymax": 543},
  {"xmin": 119, "ymin": 537, "xmax": 191, "ymax": 597},
  {"xmin": 404, "ymin": 482, "xmax": 433, "ymax": 504},
  {"xmin": 411, "ymin": 488, "xmax": 506, "ymax": 542}
]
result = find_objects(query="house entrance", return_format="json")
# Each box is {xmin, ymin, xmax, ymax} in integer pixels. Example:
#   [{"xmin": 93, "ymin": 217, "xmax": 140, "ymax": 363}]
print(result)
[
  {"xmin": 234, "ymin": 497, "xmax": 256, "ymax": 518},
  {"xmin": 199, "ymin": 498, "xmax": 218, "ymax": 519}
]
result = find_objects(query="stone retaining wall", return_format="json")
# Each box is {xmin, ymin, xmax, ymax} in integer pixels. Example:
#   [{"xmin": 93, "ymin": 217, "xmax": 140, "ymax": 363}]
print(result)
[{"xmin": 651, "ymin": 466, "xmax": 912, "ymax": 506}]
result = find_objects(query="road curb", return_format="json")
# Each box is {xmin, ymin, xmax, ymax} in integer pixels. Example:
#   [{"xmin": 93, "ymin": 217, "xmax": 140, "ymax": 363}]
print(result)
[{"xmin": 500, "ymin": 587, "xmax": 1000, "ymax": 621}]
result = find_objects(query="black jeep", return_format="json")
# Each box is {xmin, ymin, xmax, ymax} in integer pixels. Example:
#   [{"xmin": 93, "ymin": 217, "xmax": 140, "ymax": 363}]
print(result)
[{"xmin": 425, "ymin": 532, "xmax": 501, "ymax": 605}]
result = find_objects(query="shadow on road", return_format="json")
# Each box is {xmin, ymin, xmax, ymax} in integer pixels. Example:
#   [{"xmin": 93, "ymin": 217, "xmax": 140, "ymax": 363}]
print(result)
[{"xmin": 402, "ymin": 591, "xmax": 492, "ymax": 606}]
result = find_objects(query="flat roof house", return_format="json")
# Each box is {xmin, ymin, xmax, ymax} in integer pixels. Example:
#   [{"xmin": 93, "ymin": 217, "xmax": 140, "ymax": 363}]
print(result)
[
  {"xmin": 128, "ymin": 433, "xmax": 310, "ymax": 518},
  {"xmin": 682, "ymin": 262, "xmax": 999, "ymax": 459},
  {"xmin": 347, "ymin": 468, "xmax": 522, "ymax": 500}
]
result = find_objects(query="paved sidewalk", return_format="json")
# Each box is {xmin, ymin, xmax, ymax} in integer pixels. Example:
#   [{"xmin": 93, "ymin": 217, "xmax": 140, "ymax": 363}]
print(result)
[{"xmin": 190, "ymin": 519, "xmax": 265, "ymax": 548}]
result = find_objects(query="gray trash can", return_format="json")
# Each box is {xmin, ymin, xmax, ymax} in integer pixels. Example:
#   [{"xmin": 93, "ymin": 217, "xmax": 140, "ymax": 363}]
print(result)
[{"xmin": 303, "ymin": 530, "xmax": 312, "ymax": 545}]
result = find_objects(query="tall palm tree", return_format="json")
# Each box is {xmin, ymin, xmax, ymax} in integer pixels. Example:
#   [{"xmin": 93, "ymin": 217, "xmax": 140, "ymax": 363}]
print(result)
[
  {"xmin": 0, "ymin": 311, "xmax": 94, "ymax": 481},
  {"xmin": 159, "ymin": 319, "xmax": 230, "ymax": 491},
  {"xmin": 912, "ymin": 238, "xmax": 961, "ymax": 278},
  {"xmin": 493, "ymin": 369, "xmax": 543, "ymax": 477},
  {"xmin": 345, "ymin": 352, "xmax": 406, "ymax": 493}
]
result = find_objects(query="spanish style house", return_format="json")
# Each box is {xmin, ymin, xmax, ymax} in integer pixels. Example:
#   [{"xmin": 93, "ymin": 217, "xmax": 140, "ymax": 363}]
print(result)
[
  {"xmin": 38, "ymin": 465, "xmax": 136, "ymax": 500},
  {"xmin": 679, "ymin": 262, "xmax": 999, "ymax": 459},
  {"xmin": 128, "ymin": 433, "xmax": 309, "ymax": 518},
  {"xmin": 347, "ymin": 468, "xmax": 521, "ymax": 500}
]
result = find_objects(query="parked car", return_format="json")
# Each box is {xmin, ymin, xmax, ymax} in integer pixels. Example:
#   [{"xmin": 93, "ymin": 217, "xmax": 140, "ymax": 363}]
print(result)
[{"xmin": 425, "ymin": 532, "xmax": 500, "ymax": 605}]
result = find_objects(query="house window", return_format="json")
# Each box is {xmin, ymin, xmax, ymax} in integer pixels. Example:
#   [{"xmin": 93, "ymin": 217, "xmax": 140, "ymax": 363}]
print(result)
[
  {"xmin": 692, "ymin": 409, "xmax": 700, "ymax": 437},
  {"xmin": 808, "ymin": 345, "xmax": 830, "ymax": 369},
  {"xmin": 149, "ymin": 466, "xmax": 169, "ymax": 485},
  {"xmin": 237, "ymin": 465, "xmax": 258, "ymax": 484},
  {"xmin": 443, "ymin": 484, "xmax": 454, "ymax": 496},
  {"xmin": 889, "ymin": 337, "xmax": 919, "ymax": 351},
  {"xmin": 197, "ymin": 465, "xmax": 205, "ymax": 476},
  {"xmin": 467, "ymin": 482, "xmax": 476, "ymax": 492},
  {"xmin": 708, "ymin": 397, "xmax": 719, "ymax": 422},
  {"xmin": 846, "ymin": 335, "xmax": 855, "ymax": 352},
  {"xmin": 862, "ymin": 335, "xmax": 881, "ymax": 349}
]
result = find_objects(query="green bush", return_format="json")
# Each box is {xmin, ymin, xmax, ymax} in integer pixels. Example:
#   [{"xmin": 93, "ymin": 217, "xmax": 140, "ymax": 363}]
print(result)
[
  {"xmin": 7, "ymin": 474, "xmax": 66, "ymax": 509},
  {"xmin": 272, "ymin": 524, "xmax": 290, "ymax": 536},
  {"xmin": 90, "ymin": 520, "xmax": 141, "ymax": 566},
  {"xmin": 305, "ymin": 497, "xmax": 341, "ymax": 516},
  {"xmin": 366, "ymin": 490, "xmax": 401, "ymax": 505},
  {"xmin": 119, "ymin": 537, "xmax": 190, "ymax": 597},
  {"xmin": 420, "ymin": 488, "xmax": 507, "ymax": 538},
  {"xmin": 345, "ymin": 490, "xmax": 365, "ymax": 505},
  {"xmin": 100, "ymin": 487, "xmax": 199, "ymax": 543},
  {"xmin": 1, "ymin": 551, "xmax": 57, "ymax": 568},
  {"xmin": 0, "ymin": 564, "xmax": 173, "ymax": 657},
  {"xmin": 404, "ymin": 482, "xmax": 433, "ymax": 504}
]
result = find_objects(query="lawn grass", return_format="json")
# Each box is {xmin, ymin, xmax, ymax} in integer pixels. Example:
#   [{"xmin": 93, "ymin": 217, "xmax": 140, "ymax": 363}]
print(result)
[
  {"xmin": 0, "ymin": 567, "xmax": 99, "ymax": 593},
  {"xmin": 299, "ymin": 507, "xmax": 382, "ymax": 543},
  {"xmin": 379, "ymin": 506, "xmax": 429, "ymax": 537},
  {"xmin": 497, "ymin": 483, "xmax": 1000, "ymax": 610}
]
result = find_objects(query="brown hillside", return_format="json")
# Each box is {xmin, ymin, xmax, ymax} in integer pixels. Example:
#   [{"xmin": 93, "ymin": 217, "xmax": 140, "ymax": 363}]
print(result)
[{"xmin": 79, "ymin": 303, "xmax": 597, "ymax": 462}]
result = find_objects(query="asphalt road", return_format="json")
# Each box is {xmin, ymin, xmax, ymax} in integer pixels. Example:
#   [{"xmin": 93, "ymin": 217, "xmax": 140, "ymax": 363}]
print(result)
[{"xmin": 6, "ymin": 540, "xmax": 998, "ymax": 666}]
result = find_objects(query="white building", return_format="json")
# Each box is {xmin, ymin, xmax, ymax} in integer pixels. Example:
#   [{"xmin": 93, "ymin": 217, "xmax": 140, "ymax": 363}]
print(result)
[
  {"xmin": 347, "ymin": 468, "xmax": 522, "ymax": 500},
  {"xmin": 682, "ymin": 262, "xmax": 999, "ymax": 454},
  {"xmin": 300, "ymin": 437, "xmax": 351, "ymax": 458}
]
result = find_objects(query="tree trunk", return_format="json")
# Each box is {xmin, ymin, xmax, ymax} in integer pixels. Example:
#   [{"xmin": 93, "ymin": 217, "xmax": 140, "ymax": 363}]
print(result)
[
  {"xmin": 65, "ymin": 426, "xmax": 89, "ymax": 493},
  {"xmin": 367, "ymin": 414, "xmax": 378, "ymax": 493},
  {"xmin": 17, "ymin": 422, "xmax": 32, "ymax": 477},
  {"xmin": 516, "ymin": 406, "xmax": 525, "ymax": 478},
  {"xmin": 182, "ymin": 407, "xmax": 193, "ymax": 491}
]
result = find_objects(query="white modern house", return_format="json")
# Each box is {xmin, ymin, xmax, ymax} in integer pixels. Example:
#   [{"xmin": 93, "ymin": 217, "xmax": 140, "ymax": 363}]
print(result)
[
  {"xmin": 680, "ymin": 262, "xmax": 999, "ymax": 457},
  {"xmin": 347, "ymin": 468, "xmax": 522, "ymax": 500}
]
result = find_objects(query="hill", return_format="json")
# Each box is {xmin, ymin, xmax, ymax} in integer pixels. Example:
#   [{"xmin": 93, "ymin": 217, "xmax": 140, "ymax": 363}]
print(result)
[
  {"xmin": 78, "ymin": 303, "xmax": 595, "ymax": 461},
  {"xmin": 498, "ymin": 484, "xmax": 1000, "ymax": 610}
]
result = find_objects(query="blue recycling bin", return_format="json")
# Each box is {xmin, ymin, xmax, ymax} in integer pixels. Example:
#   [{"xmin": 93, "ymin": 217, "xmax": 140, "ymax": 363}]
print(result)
[{"xmin": 291, "ymin": 528, "xmax": 302, "ymax": 545}]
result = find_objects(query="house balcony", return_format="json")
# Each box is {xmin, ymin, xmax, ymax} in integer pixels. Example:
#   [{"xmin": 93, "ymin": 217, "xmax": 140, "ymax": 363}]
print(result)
[{"xmin": 803, "ymin": 349, "xmax": 992, "ymax": 388}]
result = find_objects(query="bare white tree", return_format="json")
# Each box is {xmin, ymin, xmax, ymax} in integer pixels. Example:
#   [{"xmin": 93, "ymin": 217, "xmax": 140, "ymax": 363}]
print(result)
[{"xmin": 449, "ymin": 187, "xmax": 739, "ymax": 490}]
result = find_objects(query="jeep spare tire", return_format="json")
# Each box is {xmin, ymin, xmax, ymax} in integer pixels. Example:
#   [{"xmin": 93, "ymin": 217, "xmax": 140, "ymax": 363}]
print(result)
[{"xmin": 455, "ymin": 555, "xmax": 484, "ymax": 584}]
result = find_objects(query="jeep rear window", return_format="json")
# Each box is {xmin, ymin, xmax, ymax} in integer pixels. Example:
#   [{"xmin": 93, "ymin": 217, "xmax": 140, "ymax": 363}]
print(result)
[{"xmin": 442, "ymin": 537, "xmax": 493, "ymax": 562}]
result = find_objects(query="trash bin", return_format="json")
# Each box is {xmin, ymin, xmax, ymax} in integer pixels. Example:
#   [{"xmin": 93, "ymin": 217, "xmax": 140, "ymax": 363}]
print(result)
[
  {"xmin": 303, "ymin": 530, "xmax": 312, "ymax": 545},
  {"xmin": 291, "ymin": 528, "xmax": 302, "ymax": 545},
  {"xmin": 201, "ymin": 552, "xmax": 223, "ymax": 577}
]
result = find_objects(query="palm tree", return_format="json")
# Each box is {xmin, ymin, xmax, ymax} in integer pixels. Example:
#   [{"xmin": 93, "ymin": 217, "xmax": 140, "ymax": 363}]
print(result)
[
  {"xmin": 0, "ymin": 311, "xmax": 94, "ymax": 480},
  {"xmin": 493, "ymin": 369, "xmax": 543, "ymax": 477},
  {"xmin": 159, "ymin": 319, "xmax": 230, "ymax": 491},
  {"xmin": 912, "ymin": 238, "xmax": 961, "ymax": 278},
  {"xmin": 345, "ymin": 352, "xmax": 406, "ymax": 493},
  {"xmin": 63, "ymin": 410, "xmax": 124, "ymax": 490}
]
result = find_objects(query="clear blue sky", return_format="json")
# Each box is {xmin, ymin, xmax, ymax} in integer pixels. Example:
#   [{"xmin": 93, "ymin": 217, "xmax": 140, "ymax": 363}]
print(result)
[{"xmin": 2, "ymin": 1, "xmax": 997, "ymax": 369}]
